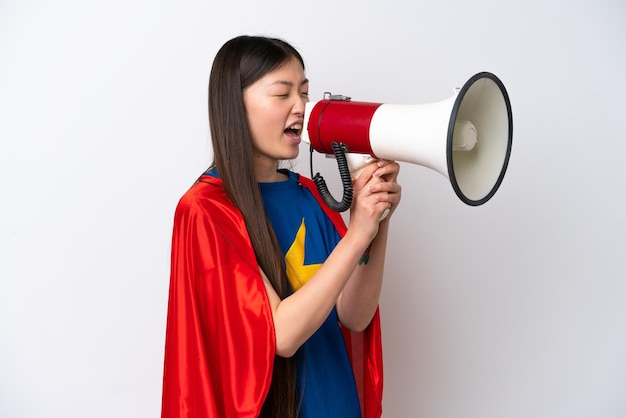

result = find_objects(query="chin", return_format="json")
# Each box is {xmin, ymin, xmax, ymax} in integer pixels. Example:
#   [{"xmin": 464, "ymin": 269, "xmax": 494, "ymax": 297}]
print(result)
[
  {"xmin": 283, "ymin": 144, "xmax": 301, "ymax": 160},
  {"xmin": 283, "ymin": 152, "xmax": 300, "ymax": 161}
]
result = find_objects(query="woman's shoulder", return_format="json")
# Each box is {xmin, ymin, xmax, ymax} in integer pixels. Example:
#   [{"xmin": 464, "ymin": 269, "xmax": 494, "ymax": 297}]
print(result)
[
  {"xmin": 173, "ymin": 175, "xmax": 252, "ymax": 243},
  {"xmin": 176, "ymin": 175, "xmax": 233, "ymax": 215}
]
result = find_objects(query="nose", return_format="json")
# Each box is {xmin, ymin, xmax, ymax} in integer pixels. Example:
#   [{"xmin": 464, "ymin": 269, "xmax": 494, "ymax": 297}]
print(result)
[{"xmin": 293, "ymin": 94, "xmax": 307, "ymax": 117}]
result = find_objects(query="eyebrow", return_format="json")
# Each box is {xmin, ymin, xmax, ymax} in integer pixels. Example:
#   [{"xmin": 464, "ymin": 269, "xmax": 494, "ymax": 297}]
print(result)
[{"xmin": 270, "ymin": 79, "xmax": 309, "ymax": 87}]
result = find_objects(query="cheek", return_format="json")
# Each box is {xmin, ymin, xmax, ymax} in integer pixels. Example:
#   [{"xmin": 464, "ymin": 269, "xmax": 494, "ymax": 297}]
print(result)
[
  {"xmin": 251, "ymin": 106, "xmax": 283, "ymax": 135},
  {"xmin": 246, "ymin": 109, "xmax": 278, "ymax": 151},
  {"xmin": 244, "ymin": 104, "xmax": 266, "ymax": 137},
  {"xmin": 243, "ymin": 95, "xmax": 287, "ymax": 145}
]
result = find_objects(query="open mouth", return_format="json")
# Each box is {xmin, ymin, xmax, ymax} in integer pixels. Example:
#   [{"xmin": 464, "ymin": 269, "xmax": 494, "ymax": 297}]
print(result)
[{"xmin": 284, "ymin": 123, "xmax": 303, "ymax": 138}]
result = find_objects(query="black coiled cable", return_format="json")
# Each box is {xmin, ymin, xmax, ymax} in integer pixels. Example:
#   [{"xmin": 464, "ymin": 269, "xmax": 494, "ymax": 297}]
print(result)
[{"xmin": 312, "ymin": 142, "xmax": 353, "ymax": 212}]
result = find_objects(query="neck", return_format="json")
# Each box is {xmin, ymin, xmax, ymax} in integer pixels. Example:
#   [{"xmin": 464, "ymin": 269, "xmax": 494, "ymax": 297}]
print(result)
[{"xmin": 254, "ymin": 162, "xmax": 288, "ymax": 183}]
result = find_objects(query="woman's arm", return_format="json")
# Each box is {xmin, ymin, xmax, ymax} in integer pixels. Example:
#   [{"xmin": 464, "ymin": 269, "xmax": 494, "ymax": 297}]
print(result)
[
  {"xmin": 337, "ymin": 160, "xmax": 402, "ymax": 331},
  {"xmin": 260, "ymin": 226, "xmax": 371, "ymax": 358}
]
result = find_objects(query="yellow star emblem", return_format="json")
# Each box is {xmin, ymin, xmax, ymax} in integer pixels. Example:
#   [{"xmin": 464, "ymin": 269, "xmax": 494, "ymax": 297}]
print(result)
[{"xmin": 285, "ymin": 219, "xmax": 322, "ymax": 291}]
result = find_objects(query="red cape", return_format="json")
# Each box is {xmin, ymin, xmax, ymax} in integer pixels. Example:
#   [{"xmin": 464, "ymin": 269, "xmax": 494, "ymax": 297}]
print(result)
[{"xmin": 161, "ymin": 174, "xmax": 383, "ymax": 417}]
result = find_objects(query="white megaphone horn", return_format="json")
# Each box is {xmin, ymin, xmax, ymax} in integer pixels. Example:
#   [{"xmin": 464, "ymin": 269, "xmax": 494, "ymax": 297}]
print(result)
[{"xmin": 302, "ymin": 71, "xmax": 513, "ymax": 211}]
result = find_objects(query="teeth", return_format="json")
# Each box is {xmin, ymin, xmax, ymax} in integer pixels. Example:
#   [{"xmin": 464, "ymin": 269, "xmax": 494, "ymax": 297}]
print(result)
[{"xmin": 291, "ymin": 124, "xmax": 302, "ymax": 130}]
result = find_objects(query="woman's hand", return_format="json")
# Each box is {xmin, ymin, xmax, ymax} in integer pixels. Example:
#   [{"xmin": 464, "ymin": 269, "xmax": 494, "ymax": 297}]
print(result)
[
  {"xmin": 369, "ymin": 159, "xmax": 402, "ymax": 219},
  {"xmin": 348, "ymin": 159, "xmax": 402, "ymax": 241}
]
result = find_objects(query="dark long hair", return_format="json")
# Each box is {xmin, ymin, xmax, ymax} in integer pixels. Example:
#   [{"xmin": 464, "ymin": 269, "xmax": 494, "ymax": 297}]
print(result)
[{"xmin": 207, "ymin": 35, "xmax": 305, "ymax": 418}]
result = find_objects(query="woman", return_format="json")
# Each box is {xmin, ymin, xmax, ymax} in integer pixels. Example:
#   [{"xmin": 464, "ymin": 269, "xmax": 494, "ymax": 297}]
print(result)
[{"xmin": 161, "ymin": 35, "xmax": 401, "ymax": 418}]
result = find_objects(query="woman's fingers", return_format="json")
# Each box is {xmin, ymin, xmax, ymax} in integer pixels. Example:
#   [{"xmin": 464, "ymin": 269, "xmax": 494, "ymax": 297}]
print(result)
[{"xmin": 350, "ymin": 159, "xmax": 402, "ymax": 224}]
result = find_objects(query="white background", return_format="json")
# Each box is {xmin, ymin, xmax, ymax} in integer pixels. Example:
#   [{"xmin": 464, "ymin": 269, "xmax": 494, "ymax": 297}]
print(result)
[{"xmin": 1, "ymin": 1, "xmax": 624, "ymax": 417}]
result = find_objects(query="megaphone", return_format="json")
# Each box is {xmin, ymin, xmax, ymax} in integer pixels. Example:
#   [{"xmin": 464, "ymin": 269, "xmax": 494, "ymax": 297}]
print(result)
[{"xmin": 302, "ymin": 72, "xmax": 513, "ymax": 210}]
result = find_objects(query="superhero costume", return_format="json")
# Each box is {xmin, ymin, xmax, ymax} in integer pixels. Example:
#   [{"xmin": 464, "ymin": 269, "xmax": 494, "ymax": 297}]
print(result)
[{"xmin": 161, "ymin": 172, "xmax": 383, "ymax": 417}]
